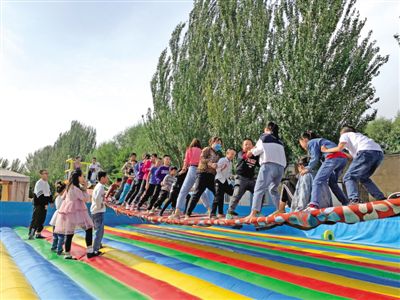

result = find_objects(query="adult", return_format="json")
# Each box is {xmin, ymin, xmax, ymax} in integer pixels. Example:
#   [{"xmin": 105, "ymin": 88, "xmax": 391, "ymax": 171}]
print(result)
[
  {"xmin": 321, "ymin": 126, "xmax": 385, "ymax": 204},
  {"xmin": 245, "ymin": 122, "xmax": 286, "ymax": 220},
  {"xmin": 185, "ymin": 137, "xmax": 223, "ymax": 219},
  {"xmin": 170, "ymin": 139, "xmax": 212, "ymax": 219},
  {"xmin": 29, "ymin": 169, "xmax": 52, "ymax": 239}
]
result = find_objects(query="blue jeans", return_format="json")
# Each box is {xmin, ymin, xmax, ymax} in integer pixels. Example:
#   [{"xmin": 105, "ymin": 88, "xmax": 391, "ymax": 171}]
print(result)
[
  {"xmin": 252, "ymin": 163, "xmax": 284, "ymax": 211},
  {"xmin": 344, "ymin": 150, "xmax": 385, "ymax": 201},
  {"xmin": 176, "ymin": 166, "xmax": 210, "ymax": 211},
  {"xmin": 51, "ymin": 226, "xmax": 65, "ymax": 254},
  {"xmin": 118, "ymin": 183, "xmax": 131, "ymax": 204},
  {"xmin": 311, "ymin": 157, "xmax": 347, "ymax": 207},
  {"xmin": 92, "ymin": 212, "xmax": 104, "ymax": 252}
]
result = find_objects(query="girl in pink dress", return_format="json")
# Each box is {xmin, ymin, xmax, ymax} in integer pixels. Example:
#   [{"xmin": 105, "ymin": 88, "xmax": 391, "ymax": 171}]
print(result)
[{"xmin": 55, "ymin": 169, "xmax": 98, "ymax": 259}]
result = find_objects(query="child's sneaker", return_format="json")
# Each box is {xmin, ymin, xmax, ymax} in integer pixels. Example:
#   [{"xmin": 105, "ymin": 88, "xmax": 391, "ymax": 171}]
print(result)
[
  {"xmin": 349, "ymin": 199, "xmax": 360, "ymax": 205},
  {"xmin": 57, "ymin": 251, "xmax": 63, "ymax": 256},
  {"xmin": 51, "ymin": 247, "xmax": 57, "ymax": 252},
  {"xmin": 28, "ymin": 229, "xmax": 35, "ymax": 240},
  {"xmin": 227, "ymin": 210, "xmax": 239, "ymax": 216},
  {"xmin": 35, "ymin": 234, "xmax": 45, "ymax": 239},
  {"xmin": 225, "ymin": 213, "xmax": 233, "ymax": 220},
  {"xmin": 125, "ymin": 203, "xmax": 130, "ymax": 209},
  {"xmin": 64, "ymin": 253, "xmax": 75, "ymax": 260}
]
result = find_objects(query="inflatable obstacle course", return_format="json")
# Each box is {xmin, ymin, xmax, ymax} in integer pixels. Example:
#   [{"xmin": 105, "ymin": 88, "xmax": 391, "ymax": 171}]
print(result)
[
  {"xmin": 1, "ymin": 224, "xmax": 399, "ymax": 300},
  {"xmin": 106, "ymin": 197, "xmax": 400, "ymax": 230}
]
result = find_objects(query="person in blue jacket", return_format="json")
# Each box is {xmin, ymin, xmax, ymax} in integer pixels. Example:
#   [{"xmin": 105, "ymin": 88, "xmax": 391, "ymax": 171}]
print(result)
[{"xmin": 299, "ymin": 130, "xmax": 349, "ymax": 210}]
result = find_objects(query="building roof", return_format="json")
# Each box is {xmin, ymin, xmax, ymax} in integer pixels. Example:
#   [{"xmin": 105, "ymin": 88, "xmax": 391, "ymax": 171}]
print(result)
[{"xmin": 0, "ymin": 169, "xmax": 30, "ymax": 182}]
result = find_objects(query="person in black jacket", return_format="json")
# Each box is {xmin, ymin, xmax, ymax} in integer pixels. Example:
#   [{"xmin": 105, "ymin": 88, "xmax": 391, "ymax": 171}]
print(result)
[
  {"xmin": 29, "ymin": 169, "xmax": 53, "ymax": 239},
  {"xmin": 226, "ymin": 139, "xmax": 259, "ymax": 219}
]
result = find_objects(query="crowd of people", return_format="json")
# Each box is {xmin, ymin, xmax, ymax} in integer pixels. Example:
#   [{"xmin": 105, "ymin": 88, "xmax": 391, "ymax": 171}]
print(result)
[{"xmin": 27, "ymin": 122, "xmax": 387, "ymax": 259}]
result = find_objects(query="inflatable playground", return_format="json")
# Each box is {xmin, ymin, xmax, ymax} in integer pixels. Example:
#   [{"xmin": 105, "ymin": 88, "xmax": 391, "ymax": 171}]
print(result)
[{"xmin": 1, "ymin": 197, "xmax": 400, "ymax": 300}]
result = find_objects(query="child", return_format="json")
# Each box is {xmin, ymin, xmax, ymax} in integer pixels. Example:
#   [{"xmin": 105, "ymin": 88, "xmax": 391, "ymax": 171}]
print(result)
[
  {"xmin": 29, "ymin": 169, "xmax": 52, "ymax": 240},
  {"xmin": 133, "ymin": 153, "xmax": 157, "ymax": 205},
  {"xmin": 126, "ymin": 154, "xmax": 150, "ymax": 209},
  {"xmin": 147, "ymin": 155, "xmax": 172, "ymax": 211},
  {"xmin": 185, "ymin": 137, "xmax": 222, "ymax": 219},
  {"xmin": 114, "ymin": 176, "xmax": 128, "ymax": 203},
  {"xmin": 50, "ymin": 180, "xmax": 66, "ymax": 255},
  {"xmin": 299, "ymin": 130, "xmax": 348, "ymax": 210},
  {"xmin": 88, "ymin": 157, "xmax": 101, "ymax": 185},
  {"xmin": 91, "ymin": 171, "xmax": 108, "ymax": 254},
  {"xmin": 118, "ymin": 160, "xmax": 136, "ymax": 204},
  {"xmin": 162, "ymin": 168, "xmax": 191, "ymax": 216},
  {"xmin": 137, "ymin": 157, "xmax": 161, "ymax": 210},
  {"xmin": 321, "ymin": 126, "xmax": 385, "ymax": 204},
  {"xmin": 227, "ymin": 139, "xmax": 259, "ymax": 219},
  {"xmin": 55, "ymin": 169, "xmax": 97, "ymax": 259},
  {"xmin": 149, "ymin": 166, "xmax": 178, "ymax": 214},
  {"xmin": 73, "ymin": 156, "xmax": 82, "ymax": 170},
  {"xmin": 105, "ymin": 178, "xmax": 122, "ymax": 200},
  {"xmin": 245, "ymin": 122, "xmax": 286, "ymax": 220},
  {"xmin": 210, "ymin": 148, "xmax": 236, "ymax": 218}
]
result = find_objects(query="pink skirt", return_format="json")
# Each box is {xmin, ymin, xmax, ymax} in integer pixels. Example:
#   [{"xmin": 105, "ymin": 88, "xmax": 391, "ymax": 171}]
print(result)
[{"xmin": 55, "ymin": 200, "xmax": 93, "ymax": 235}]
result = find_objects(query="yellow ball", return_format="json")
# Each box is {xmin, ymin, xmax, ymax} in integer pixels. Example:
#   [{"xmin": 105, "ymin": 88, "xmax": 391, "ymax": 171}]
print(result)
[{"xmin": 322, "ymin": 230, "xmax": 334, "ymax": 241}]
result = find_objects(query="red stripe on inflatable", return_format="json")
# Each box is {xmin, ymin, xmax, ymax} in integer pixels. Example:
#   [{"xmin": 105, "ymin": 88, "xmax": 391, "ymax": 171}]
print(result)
[
  {"xmin": 106, "ymin": 229, "xmax": 397, "ymax": 300},
  {"xmin": 146, "ymin": 226, "xmax": 400, "ymax": 273},
  {"xmin": 41, "ymin": 230, "xmax": 199, "ymax": 300}
]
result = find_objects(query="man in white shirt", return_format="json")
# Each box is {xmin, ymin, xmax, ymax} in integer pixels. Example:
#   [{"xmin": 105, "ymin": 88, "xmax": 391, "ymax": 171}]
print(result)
[
  {"xmin": 209, "ymin": 148, "xmax": 236, "ymax": 218},
  {"xmin": 29, "ymin": 169, "xmax": 52, "ymax": 239},
  {"xmin": 90, "ymin": 171, "xmax": 108, "ymax": 253},
  {"xmin": 321, "ymin": 126, "xmax": 385, "ymax": 204}
]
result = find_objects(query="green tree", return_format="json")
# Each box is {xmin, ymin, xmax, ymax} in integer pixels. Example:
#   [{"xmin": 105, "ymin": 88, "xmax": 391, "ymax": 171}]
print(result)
[
  {"xmin": 365, "ymin": 113, "xmax": 400, "ymax": 153},
  {"xmin": 25, "ymin": 121, "xmax": 96, "ymax": 194},
  {"xmin": 147, "ymin": 0, "xmax": 388, "ymax": 162},
  {"xmin": 0, "ymin": 158, "xmax": 25, "ymax": 173}
]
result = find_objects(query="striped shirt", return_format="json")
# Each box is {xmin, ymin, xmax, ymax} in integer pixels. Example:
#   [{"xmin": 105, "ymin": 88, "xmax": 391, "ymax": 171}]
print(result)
[{"xmin": 161, "ymin": 174, "xmax": 177, "ymax": 192}]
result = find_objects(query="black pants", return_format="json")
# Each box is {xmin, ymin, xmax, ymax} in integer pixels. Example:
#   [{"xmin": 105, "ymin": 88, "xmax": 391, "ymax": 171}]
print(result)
[
  {"xmin": 147, "ymin": 184, "xmax": 161, "ymax": 210},
  {"xmin": 187, "ymin": 172, "xmax": 216, "ymax": 216},
  {"xmin": 159, "ymin": 185, "xmax": 187, "ymax": 215},
  {"xmin": 65, "ymin": 228, "xmax": 93, "ymax": 253},
  {"xmin": 151, "ymin": 189, "xmax": 169, "ymax": 210},
  {"xmin": 29, "ymin": 205, "xmax": 47, "ymax": 233},
  {"xmin": 138, "ymin": 184, "xmax": 156, "ymax": 208},
  {"xmin": 211, "ymin": 179, "xmax": 234, "ymax": 215},
  {"xmin": 126, "ymin": 179, "xmax": 143, "ymax": 204},
  {"xmin": 133, "ymin": 180, "xmax": 147, "ymax": 204}
]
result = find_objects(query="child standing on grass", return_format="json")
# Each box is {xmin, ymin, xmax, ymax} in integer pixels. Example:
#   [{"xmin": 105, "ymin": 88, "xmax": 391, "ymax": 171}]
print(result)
[
  {"xmin": 91, "ymin": 171, "xmax": 108, "ymax": 254},
  {"xmin": 55, "ymin": 169, "xmax": 97, "ymax": 260},
  {"xmin": 50, "ymin": 181, "xmax": 67, "ymax": 255},
  {"xmin": 149, "ymin": 166, "xmax": 178, "ymax": 214},
  {"xmin": 210, "ymin": 148, "xmax": 236, "ymax": 219}
]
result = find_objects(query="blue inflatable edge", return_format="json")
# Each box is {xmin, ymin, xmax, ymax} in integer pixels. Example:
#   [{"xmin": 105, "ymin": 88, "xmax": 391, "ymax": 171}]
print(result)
[{"xmin": 0, "ymin": 227, "xmax": 94, "ymax": 300}]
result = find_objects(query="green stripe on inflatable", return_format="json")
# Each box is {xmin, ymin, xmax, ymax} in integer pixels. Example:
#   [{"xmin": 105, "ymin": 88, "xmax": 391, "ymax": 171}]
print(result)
[
  {"xmin": 132, "ymin": 226, "xmax": 399, "ymax": 281},
  {"xmin": 103, "ymin": 233, "xmax": 347, "ymax": 300},
  {"xmin": 14, "ymin": 228, "xmax": 147, "ymax": 300},
  {"xmin": 172, "ymin": 226, "xmax": 399, "ymax": 259}
]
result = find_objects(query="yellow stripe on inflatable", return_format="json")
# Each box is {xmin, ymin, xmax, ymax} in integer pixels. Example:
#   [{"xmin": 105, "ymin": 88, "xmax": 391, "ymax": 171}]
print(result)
[
  {"xmin": 146, "ymin": 224, "xmax": 397, "ymax": 268},
  {"xmin": 112, "ymin": 226, "xmax": 399, "ymax": 298},
  {"xmin": 72, "ymin": 234, "xmax": 249, "ymax": 300},
  {"xmin": 195, "ymin": 226, "xmax": 400, "ymax": 254},
  {"xmin": 0, "ymin": 242, "xmax": 38, "ymax": 300}
]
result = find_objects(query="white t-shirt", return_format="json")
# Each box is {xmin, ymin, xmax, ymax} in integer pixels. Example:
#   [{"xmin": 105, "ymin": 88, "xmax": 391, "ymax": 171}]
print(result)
[
  {"xmin": 34, "ymin": 179, "xmax": 51, "ymax": 197},
  {"xmin": 339, "ymin": 132, "xmax": 382, "ymax": 158},
  {"xmin": 54, "ymin": 194, "xmax": 64, "ymax": 210},
  {"xmin": 90, "ymin": 183, "xmax": 106, "ymax": 214},
  {"xmin": 215, "ymin": 157, "xmax": 232, "ymax": 183}
]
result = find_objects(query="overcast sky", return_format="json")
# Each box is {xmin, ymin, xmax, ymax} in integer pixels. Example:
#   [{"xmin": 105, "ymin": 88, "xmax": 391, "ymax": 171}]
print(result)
[{"xmin": 0, "ymin": 0, "xmax": 399, "ymax": 162}]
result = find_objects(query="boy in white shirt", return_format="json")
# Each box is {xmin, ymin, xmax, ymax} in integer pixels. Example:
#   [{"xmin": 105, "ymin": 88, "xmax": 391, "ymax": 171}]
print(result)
[
  {"xmin": 322, "ymin": 126, "xmax": 385, "ymax": 204},
  {"xmin": 88, "ymin": 157, "xmax": 101, "ymax": 185},
  {"xmin": 90, "ymin": 171, "xmax": 108, "ymax": 254},
  {"xmin": 209, "ymin": 148, "xmax": 236, "ymax": 219}
]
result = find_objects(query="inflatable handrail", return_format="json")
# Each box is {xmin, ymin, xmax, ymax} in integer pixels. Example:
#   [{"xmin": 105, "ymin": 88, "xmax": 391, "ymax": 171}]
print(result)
[{"xmin": 106, "ymin": 198, "xmax": 400, "ymax": 230}]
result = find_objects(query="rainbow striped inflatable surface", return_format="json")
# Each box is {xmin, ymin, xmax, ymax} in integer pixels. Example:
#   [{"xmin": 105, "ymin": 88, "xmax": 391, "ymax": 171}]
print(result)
[{"xmin": 1, "ymin": 223, "xmax": 399, "ymax": 299}]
